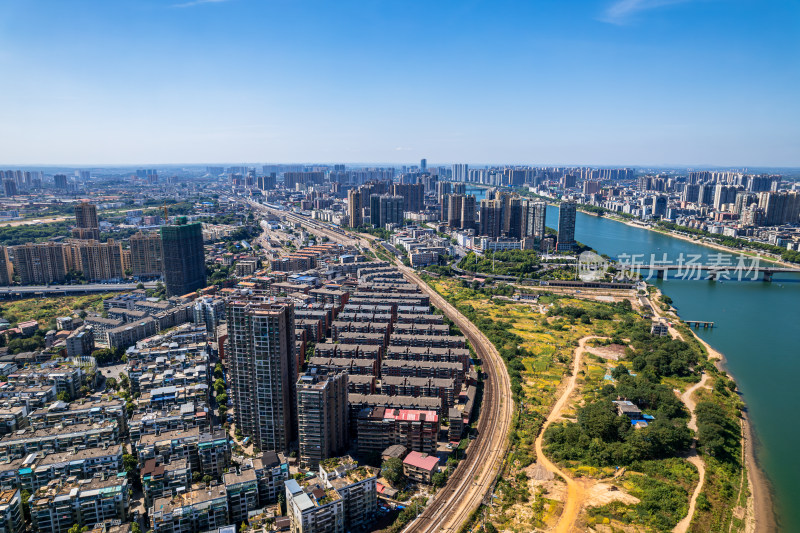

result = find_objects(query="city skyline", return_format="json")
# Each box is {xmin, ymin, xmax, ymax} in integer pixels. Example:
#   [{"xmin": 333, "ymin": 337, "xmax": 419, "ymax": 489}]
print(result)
[{"xmin": 1, "ymin": 0, "xmax": 798, "ymax": 166}]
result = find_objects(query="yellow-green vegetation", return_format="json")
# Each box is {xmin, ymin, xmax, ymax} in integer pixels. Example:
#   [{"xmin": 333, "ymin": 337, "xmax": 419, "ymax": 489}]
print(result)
[
  {"xmin": 546, "ymin": 307, "xmax": 746, "ymax": 531},
  {"xmin": 0, "ymin": 294, "xmax": 112, "ymax": 329},
  {"xmin": 423, "ymin": 276, "xmax": 635, "ymax": 531},
  {"xmin": 427, "ymin": 276, "xmax": 746, "ymax": 532}
]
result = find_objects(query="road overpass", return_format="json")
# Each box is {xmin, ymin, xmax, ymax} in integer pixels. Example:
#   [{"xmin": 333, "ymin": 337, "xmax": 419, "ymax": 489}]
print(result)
[{"xmin": 0, "ymin": 282, "xmax": 157, "ymax": 299}]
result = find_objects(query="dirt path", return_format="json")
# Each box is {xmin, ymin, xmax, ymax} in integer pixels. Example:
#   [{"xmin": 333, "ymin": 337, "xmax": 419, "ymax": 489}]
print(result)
[
  {"xmin": 535, "ymin": 335, "xmax": 603, "ymax": 532},
  {"xmin": 673, "ymin": 373, "xmax": 710, "ymax": 533}
]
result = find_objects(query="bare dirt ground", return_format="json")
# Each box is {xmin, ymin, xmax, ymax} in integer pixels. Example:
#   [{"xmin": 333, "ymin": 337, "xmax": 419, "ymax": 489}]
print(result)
[
  {"xmin": 585, "ymin": 343, "xmax": 627, "ymax": 361},
  {"xmin": 532, "ymin": 335, "xmax": 644, "ymax": 533}
]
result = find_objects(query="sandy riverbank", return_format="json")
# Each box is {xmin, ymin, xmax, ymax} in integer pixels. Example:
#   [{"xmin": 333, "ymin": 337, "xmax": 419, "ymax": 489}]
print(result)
[
  {"xmin": 688, "ymin": 331, "xmax": 778, "ymax": 533},
  {"xmin": 648, "ymin": 286, "xmax": 776, "ymax": 531}
]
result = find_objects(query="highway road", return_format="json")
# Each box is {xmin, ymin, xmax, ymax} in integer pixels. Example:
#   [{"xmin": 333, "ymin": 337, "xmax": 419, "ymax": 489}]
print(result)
[{"xmin": 0, "ymin": 282, "xmax": 158, "ymax": 297}]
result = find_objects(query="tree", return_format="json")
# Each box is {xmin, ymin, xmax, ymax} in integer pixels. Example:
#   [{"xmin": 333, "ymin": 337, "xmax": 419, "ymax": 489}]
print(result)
[
  {"xmin": 277, "ymin": 491, "xmax": 286, "ymax": 515},
  {"xmin": 123, "ymin": 453, "xmax": 142, "ymax": 489},
  {"xmin": 380, "ymin": 458, "xmax": 405, "ymax": 486},
  {"xmin": 216, "ymin": 392, "xmax": 228, "ymax": 406},
  {"xmin": 431, "ymin": 471, "xmax": 447, "ymax": 488},
  {"xmin": 202, "ymin": 474, "xmax": 213, "ymax": 486},
  {"xmin": 105, "ymin": 377, "xmax": 118, "ymax": 391},
  {"xmin": 91, "ymin": 348, "xmax": 118, "ymax": 365},
  {"xmin": 68, "ymin": 525, "xmax": 89, "ymax": 533},
  {"xmin": 577, "ymin": 400, "xmax": 625, "ymax": 442},
  {"xmin": 131, "ymin": 523, "xmax": 142, "ymax": 533},
  {"xmin": 56, "ymin": 391, "xmax": 70, "ymax": 402},
  {"xmin": 193, "ymin": 471, "xmax": 202, "ymax": 483},
  {"xmin": 20, "ymin": 490, "xmax": 30, "ymax": 522},
  {"xmin": 696, "ymin": 401, "xmax": 733, "ymax": 458}
]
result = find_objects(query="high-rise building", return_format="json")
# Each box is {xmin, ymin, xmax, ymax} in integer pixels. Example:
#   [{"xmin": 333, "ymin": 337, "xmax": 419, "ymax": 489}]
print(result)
[
  {"xmin": 297, "ymin": 371, "xmax": 349, "ymax": 469},
  {"xmin": 505, "ymin": 198, "xmax": 524, "ymax": 238},
  {"xmin": 53, "ymin": 174, "xmax": 68, "ymax": 190},
  {"xmin": 370, "ymin": 195, "xmax": 403, "ymax": 228},
  {"xmin": 713, "ymin": 185, "xmax": 739, "ymax": 211},
  {"xmin": 347, "ymin": 188, "xmax": 363, "ymax": 227},
  {"xmin": 653, "ymin": 195, "xmax": 668, "ymax": 218},
  {"xmin": 460, "ymin": 194, "xmax": 476, "ymax": 231},
  {"xmin": 0, "ymin": 247, "xmax": 13, "ymax": 286},
  {"xmin": 2, "ymin": 180, "xmax": 17, "ymax": 197},
  {"xmin": 734, "ymin": 192, "xmax": 757, "ymax": 216},
  {"xmin": 479, "ymin": 199, "xmax": 502, "ymax": 238},
  {"xmin": 758, "ymin": 191, "xmax": 800, "ymax": 226},
  {"xmin": 130, "ymin": 231, "xmax": 163, "ymax": 278},
  {"xmin": 391, "ymin": 183, "xmax": 424, "ymax": 213},
  {"xmin": 556, "ymin": 201, "xmax": 577, "ymax": 251},
  {"xmin": 68, "ymin": 239, "xmax": 124, "ymax": 282},
  {"xmin": 420, "ymin": 158, "xmax": 427, "ymax": 172},
  {"xmin": 160, "ymin": 219, "xmax": 206, "ymax": 296},
  {"xmin": 446, "ymin": 194, "xmax": 463, "ymax": 229},
  {"xmin": 524, "ymin": 201, "xmax": 547, "ymax": 242},
  {"xmin": 226, "ymin": 297, "xmax": 297, "ymax": 453},
  {"xmin": 72, "ymin": 202, "xmax": 101, "ymax": 241},
  {"xmin": 698, "ymin": 184, "xmax": 715, "ymax": 206},
  {"xmin": 436, "ymin": 181, "xmax": 452, "ymax": 202},
  {"xmin": 451, "ymin": 164, "xmax": 468, "ymax": 182},
  {"xmin": 10, "ymin": 243, "xmax": 67, "ymax": 285},
  {"xmin": 682, "ymin": 184, "xmax": 700, "ymax": 204},
  {"xmin": 582, "ymin": 180, "xmax": 601, "ymax": 195},
  {"xmin": 284, "ymin": 171, "xmax": 324, "ymax": 191}
]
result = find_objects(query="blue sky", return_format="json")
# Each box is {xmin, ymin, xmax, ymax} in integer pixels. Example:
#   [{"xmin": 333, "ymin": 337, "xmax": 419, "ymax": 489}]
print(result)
[{"xmin": 0, "ymin": 0, "xmax": 798, "ymax": 166}]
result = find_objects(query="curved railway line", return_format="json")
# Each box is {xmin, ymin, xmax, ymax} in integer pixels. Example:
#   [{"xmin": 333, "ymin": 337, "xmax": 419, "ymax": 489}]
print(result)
[
  {"xmin": 400, "ymin": 267, "xmax": 514, "ymax": 533},
  {"xmin": 241, "ymin": 199, "xmax": 515, "ymax": 532}
]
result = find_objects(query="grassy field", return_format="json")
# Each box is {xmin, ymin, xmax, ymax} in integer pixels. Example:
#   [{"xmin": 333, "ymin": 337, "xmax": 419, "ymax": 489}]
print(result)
[
  {"xmin": 426, "ymin": 277, "xmax": 746, "ymax": 533},
  {"xmin": 425, "ymin": 278, "xmax": 636, "ymax": 531},
  {"xmin": 0, "ymin": 293, "xmax": 112, "ymax": 329}
]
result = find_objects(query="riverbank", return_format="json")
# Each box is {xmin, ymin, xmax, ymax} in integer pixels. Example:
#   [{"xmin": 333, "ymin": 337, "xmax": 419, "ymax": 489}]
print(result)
[
  {"xmin": 689, "ymin": 329, "xmax": 778, "ymax": 533},
  {"xmin": 657, "ymin": 288, "xmax": 777, "ymax": 533},
  {"xmin": 619, "ymin": 218, "xmax": 796, "ymax": 269}
]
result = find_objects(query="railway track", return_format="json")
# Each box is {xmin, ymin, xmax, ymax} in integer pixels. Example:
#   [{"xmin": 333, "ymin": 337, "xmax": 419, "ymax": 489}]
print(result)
[
  {"xmin": 240, "ymin": 200, "xmax": 514, "ymax": 531},
  {"xmin": 401, "ymin": 267, "xmax": 513, "ymax": 533}
]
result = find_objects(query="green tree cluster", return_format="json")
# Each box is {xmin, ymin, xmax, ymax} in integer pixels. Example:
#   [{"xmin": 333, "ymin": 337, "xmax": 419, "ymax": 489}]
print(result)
[
  {"xmin": 380, "ymin": 457, "xmax": 405, "ymax": 485},
  {"xmin": 545, "ymin": 375, "xmax": 692, "ymax": 467}
]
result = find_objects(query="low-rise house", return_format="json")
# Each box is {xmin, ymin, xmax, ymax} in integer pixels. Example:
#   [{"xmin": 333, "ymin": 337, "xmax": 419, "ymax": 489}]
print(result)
[{"xmin": 402, "ymin": 451, "xmax": 439, "ymax": 484}]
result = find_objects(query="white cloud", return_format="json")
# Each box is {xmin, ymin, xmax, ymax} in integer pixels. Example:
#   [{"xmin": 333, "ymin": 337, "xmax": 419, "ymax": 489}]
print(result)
[
  {"xmin": 601, "ymin": 0, "xmax": 693, "ymax": 25},
  {"xmin": 171, "ymin": 0, "xmax": 233, "ymax": 8}
]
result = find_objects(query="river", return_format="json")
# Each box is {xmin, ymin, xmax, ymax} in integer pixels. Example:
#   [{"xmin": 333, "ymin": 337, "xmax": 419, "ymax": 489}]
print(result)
[{"xmin": 544, "ymin": 209, "xmax": 800, "ymax": 530}]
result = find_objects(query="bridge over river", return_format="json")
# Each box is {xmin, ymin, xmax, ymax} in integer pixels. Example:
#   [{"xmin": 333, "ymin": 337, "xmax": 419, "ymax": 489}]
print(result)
[{"xmin": 616, "ymin": 263, "xmax": 800, "ymax": 282}]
